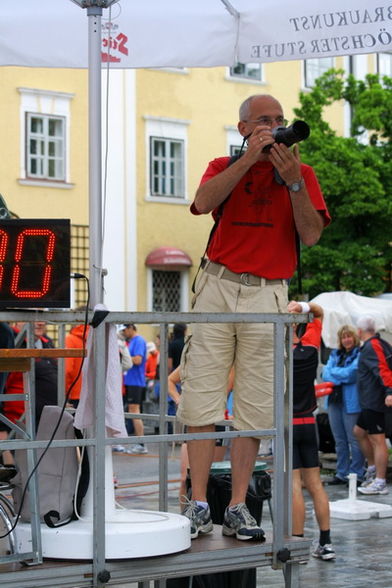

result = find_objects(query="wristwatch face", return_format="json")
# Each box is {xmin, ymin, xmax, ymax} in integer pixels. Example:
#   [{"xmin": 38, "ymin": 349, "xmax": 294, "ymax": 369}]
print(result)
[{"xmin": 288, "ymin": 179, "xmax": 303, "ymax": 192}]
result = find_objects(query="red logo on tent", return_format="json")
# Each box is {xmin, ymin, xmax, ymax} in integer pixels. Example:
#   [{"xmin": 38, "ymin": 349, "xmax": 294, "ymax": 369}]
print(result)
[{"xmin": 102, "ymin": 23, "xmax": 128, "ymax": 63}]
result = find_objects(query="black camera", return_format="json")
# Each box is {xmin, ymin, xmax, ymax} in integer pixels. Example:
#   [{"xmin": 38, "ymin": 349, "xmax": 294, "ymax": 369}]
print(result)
[{"xmin": 262, "ymin": 120, "xmax": 310, "ymax": 152}]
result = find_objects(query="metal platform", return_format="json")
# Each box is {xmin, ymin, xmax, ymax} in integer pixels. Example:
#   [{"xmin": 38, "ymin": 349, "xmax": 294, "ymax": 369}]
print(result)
[{"xmin": 0, "ymin": 529, "xmax": 309, "ymax": 587}]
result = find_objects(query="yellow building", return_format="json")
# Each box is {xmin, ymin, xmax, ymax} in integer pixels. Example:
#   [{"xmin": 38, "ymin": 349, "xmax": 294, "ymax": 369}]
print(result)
[{"xmin": 0, "ymin": 52, "xmax": 385, "ymax": 339}]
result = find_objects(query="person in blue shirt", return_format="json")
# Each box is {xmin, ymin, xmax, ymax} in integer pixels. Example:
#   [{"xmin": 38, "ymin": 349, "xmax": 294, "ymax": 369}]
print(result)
[
  {"xmin": 122, "ymin": 324, "xmax": 147, "ymax": 454},
  {"xmin": 322, "ymin": 325, "xmax": 364, "ymax": 485}
]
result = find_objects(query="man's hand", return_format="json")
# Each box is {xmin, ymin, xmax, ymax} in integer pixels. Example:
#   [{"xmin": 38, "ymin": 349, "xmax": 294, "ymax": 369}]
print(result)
[
  {"xmin": 268, "ymin": 143, "xmax": 302, "ymax": 186},
  {"xmin": 385, "ymin": 394, "xmax": 392, "ymax": 408},
  {"xmin": 242, "ymin": 125, "xmax": 275, "ymax": 166}
]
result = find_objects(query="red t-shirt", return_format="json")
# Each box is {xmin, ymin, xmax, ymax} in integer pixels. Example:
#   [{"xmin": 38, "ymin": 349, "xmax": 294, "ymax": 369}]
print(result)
[{"xmin": 191, "ymin": 158, "xmax": 330, "ymax": 279}]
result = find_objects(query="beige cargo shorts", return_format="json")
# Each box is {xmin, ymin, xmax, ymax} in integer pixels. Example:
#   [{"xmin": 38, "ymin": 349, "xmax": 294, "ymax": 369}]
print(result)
[{"xmin": 177, "ymin": 267, "xmax": 288, "ymax": 433}]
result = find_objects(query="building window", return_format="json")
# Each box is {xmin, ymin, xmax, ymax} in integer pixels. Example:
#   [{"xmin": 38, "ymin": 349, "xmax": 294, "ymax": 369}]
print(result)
[
  {"xmin": 26, "ymin": 114, "xmax": 65, "ymax": 181},
  {"xmin": 152, "ymin": 270, "xmax": 181, "ymax": 312},
  {"xmin": 144, "ymin": 116, "xmax": 189, "ymax": 202},
  {"xmin": 229, "ymin": 62, "xmax": 263, "ymax": 82},
  {"xmin": 226, "ymin": 127, "xmax": 244, "ymax": 157},
  {"xmin": 378, "ymin": 53, "xmax": 392, "ymax": 77},
  {"xmin": 150, "ymin": 137, "xmax": 184, "ymax": 198},
  {"xmin": 304, "ymin": 58, "xmax": 334, "ymax": 88},
  {"xmin": 18, "ymin": 87, "xmax": 74, "ymax": 187},
  {"xmin": 230, "ymin": 144, "xmax": 243, "ymax": 157}
]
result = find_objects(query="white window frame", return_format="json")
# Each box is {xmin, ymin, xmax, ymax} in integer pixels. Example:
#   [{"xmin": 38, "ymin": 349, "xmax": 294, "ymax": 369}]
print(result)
[
  {"xmin": 144, "ymin": 116, "xmax": 189, "ymax": 203},
  {"xmin": 303, "ymin": 58, "xmax": 334, "ymax": 89},
  {"xmin": 225, "ymin": 126, "xmax": 244, "ymax": 157},
  {"xmin": 147, "ymin": 67, "xmax": 189, "ymax": 75},
  {"xmin": 378, "ymin": 53, "xmax": 392, "ymax": 77},
  {"xmin": 26, "ymin": 113, "xmax": 65, "ymax": 181},
  {"xmin": 227, "ymin": 62, "xmax": 264, "ymax": 84},
  {"xmin": 18, "ymin": 87, "xmax": 74, "ymax": 188},
  {"xmin": 146, "ymin": 268, "xmax": 189, "ymax": 312}
]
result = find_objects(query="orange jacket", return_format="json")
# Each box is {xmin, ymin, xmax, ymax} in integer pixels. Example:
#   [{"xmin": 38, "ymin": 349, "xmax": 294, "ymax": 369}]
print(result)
[
  {"xmin": 65, "ymin": 324, "xmax": 89, "ymax": 400},
  {"xmin": 145, "ymin": 350, "xmax": 158, "ymax": 380}
]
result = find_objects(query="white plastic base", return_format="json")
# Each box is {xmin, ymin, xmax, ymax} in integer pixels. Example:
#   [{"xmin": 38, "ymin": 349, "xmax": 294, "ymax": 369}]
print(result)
[
  {"xmin": 329, "ymin": 474, "xmax": 392, "ymax": 520},
  {"xmin": 329, "ymin": 498, "xmax": 392, "ymax": 520},
  {"xmin": 16, "ymin": 509, "xmax": 191, "ymax": 559}
]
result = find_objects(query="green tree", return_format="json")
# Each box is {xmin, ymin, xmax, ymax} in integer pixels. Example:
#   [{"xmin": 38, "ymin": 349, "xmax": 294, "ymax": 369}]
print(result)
[{"xmin": 289, "ymin": 70, "xmax": 392, "ymax": 299}]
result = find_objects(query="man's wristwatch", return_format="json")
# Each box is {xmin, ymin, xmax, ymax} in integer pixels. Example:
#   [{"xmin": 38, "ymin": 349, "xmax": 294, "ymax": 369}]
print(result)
[{"xmin": 287, "ymin": 178, "xmax": 304, "ymax": 193}]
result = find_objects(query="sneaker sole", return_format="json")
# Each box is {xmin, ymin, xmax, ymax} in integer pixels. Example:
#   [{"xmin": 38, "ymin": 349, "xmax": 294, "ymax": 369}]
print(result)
[
  {"xmin": 312, "ymin": 553, "xmax": 336, "ymax": 561},
  {"xmin": 358, "ymin": 488, "xmax": 388, "ymax": 495},
  {"xmin": 321, "ymin": 553, "xmax": 336, "ymax": 560},
  {"xmin": 190, "ymin": 522, "xmax": 213, "ymax": 539},
  {"xmin": 222, "ymin": 525, "xmax": 265, "ymax": 541}
]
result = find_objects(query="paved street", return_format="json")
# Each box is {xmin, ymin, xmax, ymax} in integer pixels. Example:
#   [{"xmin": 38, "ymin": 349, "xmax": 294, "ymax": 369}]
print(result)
[{"xmin": 112, "ymin": 443, "xmax": 392, "ymax": 588}]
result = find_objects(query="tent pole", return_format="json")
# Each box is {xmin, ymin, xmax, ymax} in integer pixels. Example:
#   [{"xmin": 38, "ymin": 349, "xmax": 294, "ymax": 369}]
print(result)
[{"xmin": 87, "ymin": 5, "xmax": 104, "ymax": 307}]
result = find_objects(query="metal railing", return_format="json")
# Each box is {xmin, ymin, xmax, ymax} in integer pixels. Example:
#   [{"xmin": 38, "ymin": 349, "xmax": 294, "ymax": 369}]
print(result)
[{"xmin": 0, "ymin": 309, "xmax": 308, "ymax": 588}]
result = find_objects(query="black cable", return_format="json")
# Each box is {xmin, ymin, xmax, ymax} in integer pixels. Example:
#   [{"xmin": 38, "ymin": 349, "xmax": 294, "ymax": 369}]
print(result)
[{"xmin": 0, "ymin": 275, "xmax": 90, "ymax": 538}]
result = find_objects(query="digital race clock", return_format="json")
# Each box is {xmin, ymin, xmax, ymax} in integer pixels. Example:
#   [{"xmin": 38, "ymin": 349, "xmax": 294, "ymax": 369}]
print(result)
[{"xmin": 0, "ymin": 219, "xmax": 70, "ymax": 308}]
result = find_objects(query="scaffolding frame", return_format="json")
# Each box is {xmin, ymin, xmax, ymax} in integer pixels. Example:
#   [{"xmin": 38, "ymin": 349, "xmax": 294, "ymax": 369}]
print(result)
[{"xmin": 0, "ymin": 309, "xmax": 310, "ymax": 588}]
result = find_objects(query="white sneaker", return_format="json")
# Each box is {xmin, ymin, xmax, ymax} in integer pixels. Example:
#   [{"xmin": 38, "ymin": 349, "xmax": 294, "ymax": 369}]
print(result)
[
  {"xmin": 312, "ymin": 543, "xmax": 336, "ymax": 560},
  {"xmin": 360, "ymin": 468, "xmax": 376, "ymax": 488},
  {"xmin": 358, "ymin": 480, "xmax": 388, "ymax": 495},
  {"xmin": 112, "ymin": 445, "xmax": 126, "ymax": 453},
  {"xmin": 129, "ymin": 444, "xmax": 148, "ymax": 454}
]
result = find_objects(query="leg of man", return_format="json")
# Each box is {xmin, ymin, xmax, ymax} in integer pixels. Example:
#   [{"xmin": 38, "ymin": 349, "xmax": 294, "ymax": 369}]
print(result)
[
  {"xmin": 128, "ymin": 403, "xmax": 143, "ymax": 437},
  {"xmin": 368, "ymin": 433, "xmax": 388, "ymax": 479},
  {"xmin": 354, "ymin": 425, "xmax": 375, "ymax": 467},
  {"xmin": 230, "ymin": 436, "xmax": 260, "ymax": 506},
  {"xmin": 187, "ymin": 425, "xmax": 216, "ymax": 502},
  {"xmin": 292, "ymin": 468, "xmax": 305, "ymax": 535}
]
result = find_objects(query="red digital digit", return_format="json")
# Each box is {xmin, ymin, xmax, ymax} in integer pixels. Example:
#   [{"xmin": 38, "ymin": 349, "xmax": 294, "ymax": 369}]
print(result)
[
  {"xmin": 11, "ymin": 229, "xmax": 56, "ymax": 298},
  {"xmin": 0, "ymin": 229, "xmax": 9, "ymax": 290}
]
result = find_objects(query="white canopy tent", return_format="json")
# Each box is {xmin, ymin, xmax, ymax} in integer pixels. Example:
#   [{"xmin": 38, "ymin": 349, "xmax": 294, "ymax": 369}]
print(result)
[
  {"xmin": 0, "ymin": 0, "xmax": 388, "ymax": 304},
  {"xmin": 2, "ymin": 1, "xmax": 388, "ymax": 69},
  {"xmin": 311, "ymin": 291, "xmax": 392, "ymax": 349}
]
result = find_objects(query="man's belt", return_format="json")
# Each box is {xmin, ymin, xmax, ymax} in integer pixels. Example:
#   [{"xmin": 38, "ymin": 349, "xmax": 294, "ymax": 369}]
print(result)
[
  {"xmin": 292, "ymin": 416, "xmax": 316, "ymax": 425},
  {"xmin": 201, "ymin": 259, "xmax": 285, "ymax": 287}
]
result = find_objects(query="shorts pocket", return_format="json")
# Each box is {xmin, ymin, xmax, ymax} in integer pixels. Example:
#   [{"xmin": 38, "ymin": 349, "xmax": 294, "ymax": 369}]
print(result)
[
  {"xmin": 179, "ymin": 334, "xmax": 192, "ymax": 382},
  {"xmin": 191, "ymin": 270, "xmax": 209, "ymax": 309},
  {"xmin": 274, "ymin": 282, "xmax": 288, "ymax": 313}
]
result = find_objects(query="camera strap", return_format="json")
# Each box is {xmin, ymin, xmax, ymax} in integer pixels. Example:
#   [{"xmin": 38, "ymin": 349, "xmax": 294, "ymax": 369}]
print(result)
[
  {"xmin": 191, "ymin": 153, "xmax": 240, "ymax": 293},
  {"xmin": 275, "ymin": 168, "xmax": 302, "ymax": 294}
]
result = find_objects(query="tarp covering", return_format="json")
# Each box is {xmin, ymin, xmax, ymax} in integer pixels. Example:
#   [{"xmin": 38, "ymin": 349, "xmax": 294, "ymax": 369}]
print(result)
[
  {"xmin": 1, "ymin": 0, "xmax": 389, "ymax": 68},
  {"xmin": 311, "ymin": 291, "xmax": 392, "ymax": 349}
]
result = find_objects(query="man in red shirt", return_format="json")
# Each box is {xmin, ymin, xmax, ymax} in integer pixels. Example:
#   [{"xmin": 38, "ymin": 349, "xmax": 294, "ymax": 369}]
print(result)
[{"xmin": 178, "ymin": 94, "xmax": 330, "ymax": 540}]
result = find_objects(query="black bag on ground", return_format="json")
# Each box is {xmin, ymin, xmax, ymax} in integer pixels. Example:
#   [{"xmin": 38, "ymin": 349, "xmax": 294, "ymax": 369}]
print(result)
[
  {"xmin": 168, "ymin": 470, "xmax": 271, "ymax": 588},
  {"xmin": 206, "ymin": 470, "xmax": 271, "ymax": 526}
]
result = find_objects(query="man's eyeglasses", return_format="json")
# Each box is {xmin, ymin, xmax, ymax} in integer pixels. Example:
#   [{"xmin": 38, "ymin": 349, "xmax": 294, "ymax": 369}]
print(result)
[{"xmin": 244, "ymin": 116, "xmax": 288, "ymax": 127}]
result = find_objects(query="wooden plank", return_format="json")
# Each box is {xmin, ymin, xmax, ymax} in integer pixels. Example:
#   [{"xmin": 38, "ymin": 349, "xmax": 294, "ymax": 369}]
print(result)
[
  {"xmin": 0, "ymin": 358, "xmax": 31, "ymax": 372},
  {"xmin": 0, "ymin": 349, "xmax": 86, "ymax": 359}
]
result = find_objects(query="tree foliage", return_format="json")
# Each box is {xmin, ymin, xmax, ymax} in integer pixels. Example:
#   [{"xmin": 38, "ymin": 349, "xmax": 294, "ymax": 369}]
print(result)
[{"xmin": 289, "ymin": 70, "xmax": 392, "ymax": 299}]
